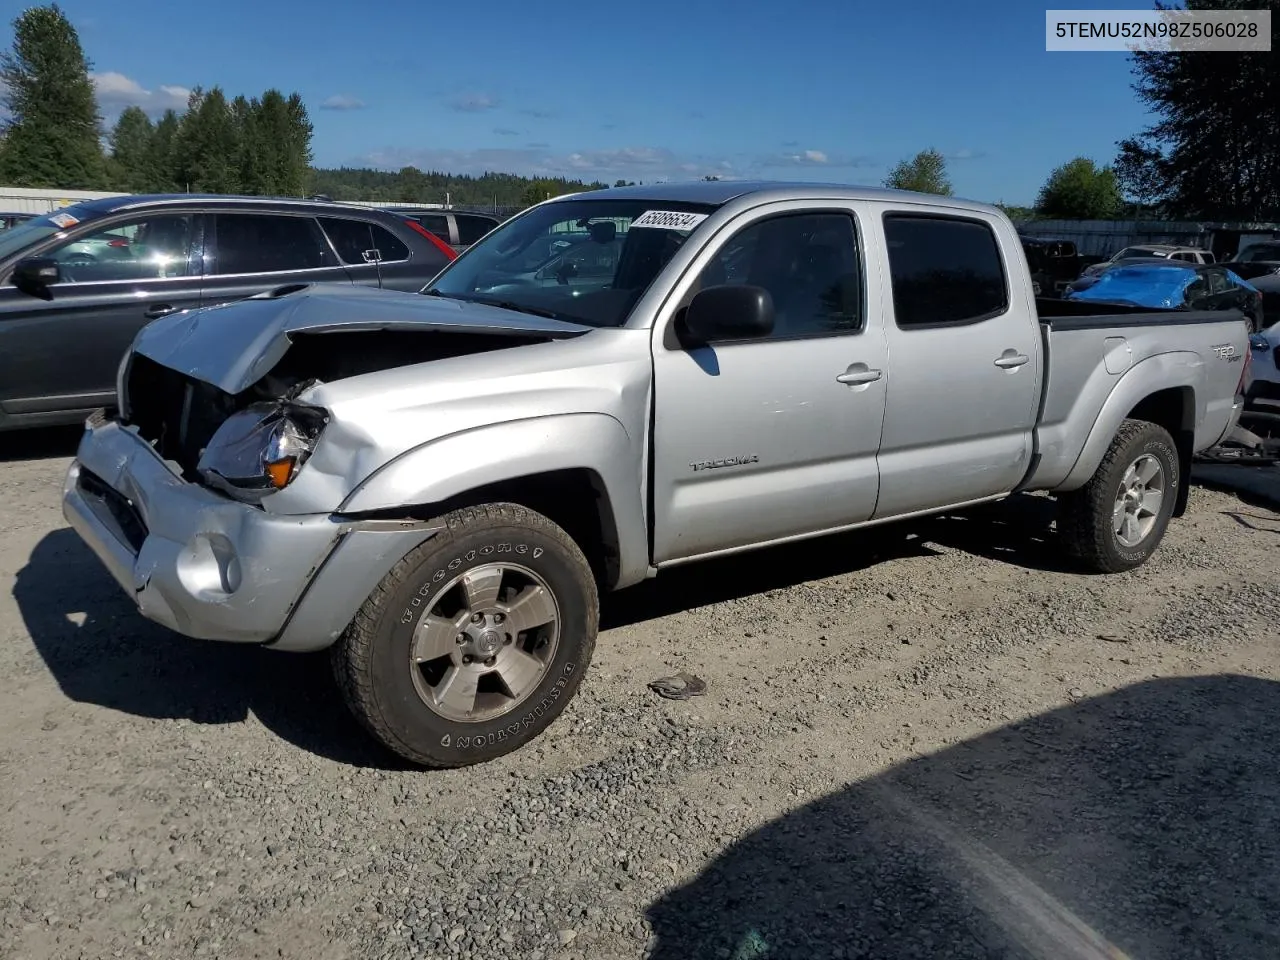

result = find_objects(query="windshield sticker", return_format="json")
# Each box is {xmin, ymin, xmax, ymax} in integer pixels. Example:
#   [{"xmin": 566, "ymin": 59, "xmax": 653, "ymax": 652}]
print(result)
[
  {"xmin": 48, "ymin": 212, "xmax": 79, "ymax": 229},
  {"xmin": 631, "ymin": 210, "xmax": 708, "ymax": 231}
]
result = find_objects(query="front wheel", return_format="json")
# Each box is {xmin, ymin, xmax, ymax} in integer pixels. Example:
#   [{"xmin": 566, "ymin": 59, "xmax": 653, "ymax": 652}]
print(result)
[
  {"xmin": 332, "ymin": 503, "xmax": 599, "ymax": 768},
  {"xmin": 1057, "ymin": 418, "xmax": 1179, "ymax": 573}
]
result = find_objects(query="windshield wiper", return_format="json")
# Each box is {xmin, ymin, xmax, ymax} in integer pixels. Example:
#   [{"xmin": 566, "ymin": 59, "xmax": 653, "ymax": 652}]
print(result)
[{"xmin": 464, "ymin": 296, "xmax": 563, "ymax": 321}]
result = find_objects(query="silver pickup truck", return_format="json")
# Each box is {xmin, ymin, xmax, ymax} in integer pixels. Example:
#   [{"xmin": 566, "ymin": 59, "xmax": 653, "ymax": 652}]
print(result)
[{"xmin": 62, "ymin": 181, "xmax": 1249, "ymax": 767}]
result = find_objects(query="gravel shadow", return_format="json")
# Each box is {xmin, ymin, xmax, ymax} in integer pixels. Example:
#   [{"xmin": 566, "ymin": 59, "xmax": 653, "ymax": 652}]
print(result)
[
  {"xmin": 904, "ymin": 493, "xmax": 1076, "ymax": 574},
  {"xmin": 605, "ymin": 495, "xmax": 1073, "ymax": 630},
  {"xmin": 646, "ymin": 674, "xmax": 1280, "ymax": 960},
  {"xmin": 603, "ymin": 528, "xmax": 942, "ymax": 629},
  {"xmin": 13, "ymin": 528, "xmax": 408, "ymax": 769},
  {"xmin": 0, "ymin": 425, "xmax": 83, "ymax": 463}
]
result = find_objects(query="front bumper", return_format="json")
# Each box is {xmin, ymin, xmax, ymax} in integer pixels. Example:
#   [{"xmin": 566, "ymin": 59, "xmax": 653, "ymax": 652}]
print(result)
[{"xmin": 62, "ymin": 415, "xmax": 442, "ymax": 651}]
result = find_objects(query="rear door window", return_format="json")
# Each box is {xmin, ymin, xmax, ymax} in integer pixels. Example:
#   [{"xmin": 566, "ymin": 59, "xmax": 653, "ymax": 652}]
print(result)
[
  {"xmin": 883, "ymin": 214, "xmax": 1009, "ymax": 327},
  {"xmin": 211, "ymin": 214, "xmax": 337, "ymax": 275},
  {"xmin": 319, "ymin": 217, "xmax": 411, "ymax": 264}
]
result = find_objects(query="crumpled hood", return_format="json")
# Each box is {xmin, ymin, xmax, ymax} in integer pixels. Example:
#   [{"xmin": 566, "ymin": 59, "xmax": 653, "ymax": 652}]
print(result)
[{"xmin": 131, "ymin": 283, "xmax": 593, "ymax": 394}]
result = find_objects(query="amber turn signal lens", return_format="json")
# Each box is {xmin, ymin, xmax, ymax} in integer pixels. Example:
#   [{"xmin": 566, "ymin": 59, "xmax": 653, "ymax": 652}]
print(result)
[{"xmin": 265, "ymin": 458, "xmax": 296, "ymax": 489}]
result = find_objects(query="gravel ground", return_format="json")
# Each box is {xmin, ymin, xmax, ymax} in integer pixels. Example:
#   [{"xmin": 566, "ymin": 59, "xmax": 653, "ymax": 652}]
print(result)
[{"xmin": 2, "ymin": 428, "xmax": 1279, "ymax": 960}]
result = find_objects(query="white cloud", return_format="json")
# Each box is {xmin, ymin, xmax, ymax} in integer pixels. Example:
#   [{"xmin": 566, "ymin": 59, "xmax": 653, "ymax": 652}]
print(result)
[
  {"xmin": 449, "ymin": 92, "xmax": 499, "ymax": 113},
  {"xmin": 356, "ymin": 142, "xmax": 877, "ymax": 184},
  {"xmin": 320, "ymin": 94, "xmax": 366, "ymax": 111},
  {"xmin": 91, "ymin": 71, "xmax": 190, "ymax": 118},
  {"xmin": 783, "ymin": 149, "xmax": 830, "ymax": 165},
  {"xmin": 360, "ymin": 145, "xmax": 738, "ymax": 183}
]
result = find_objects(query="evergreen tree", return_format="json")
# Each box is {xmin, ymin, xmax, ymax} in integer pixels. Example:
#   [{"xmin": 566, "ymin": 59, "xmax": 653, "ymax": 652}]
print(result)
[
  {"xmin": 231, "ymin": 94, "xmax": 260, "ymax": 193},
  {"xmin": 148, "ymin": 109, "xmax": 181, "ymax": 192},
  {"xmin": 173, "ymin": 86, "xmax": 239, "ymax": 192},
  {"xmin": 107, "ymin": 106, "xmax": 155, "ymax": 192},
  {"xmin": 397, "ymin": 166, "xmax": 428, "ymax": 202},
  {"xmin": 0, "ymin": 3, "xmax": 105, "ymax": 188},
  {"xmin": 282, "ymin": 92, "xmax": 313, "ymax": 196}
]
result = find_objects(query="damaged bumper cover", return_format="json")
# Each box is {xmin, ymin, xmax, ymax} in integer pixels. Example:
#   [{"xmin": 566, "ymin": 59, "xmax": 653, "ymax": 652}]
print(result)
[{"xmin": 62, "ymin": 414, "xmax": 443, "ymax": 652}]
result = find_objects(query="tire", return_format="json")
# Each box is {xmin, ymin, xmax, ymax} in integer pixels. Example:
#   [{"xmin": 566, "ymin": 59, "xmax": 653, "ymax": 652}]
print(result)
[
  {"xmin": 332, "ymin": 503, "xmax": 599, "ymax": 768},
  {"xmin": 1058, "ymin": 418, "xmax": 1179, "ymax": 573}
]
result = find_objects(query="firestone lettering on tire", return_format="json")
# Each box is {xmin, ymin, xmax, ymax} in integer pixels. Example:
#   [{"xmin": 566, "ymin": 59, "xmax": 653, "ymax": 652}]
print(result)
[
  {"xmin": 400, "ymin": 543, "xmax": 541, "ymax": 622},
  {"xmin": 444, "ymin": 663, "xmax": 577, "ymax": 751}
]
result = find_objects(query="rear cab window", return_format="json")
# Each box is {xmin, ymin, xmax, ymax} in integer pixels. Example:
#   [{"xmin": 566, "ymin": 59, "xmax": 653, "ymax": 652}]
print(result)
[{"xmin": 882, "ymin": 213, "xmax": 1009, "ymax": 327}]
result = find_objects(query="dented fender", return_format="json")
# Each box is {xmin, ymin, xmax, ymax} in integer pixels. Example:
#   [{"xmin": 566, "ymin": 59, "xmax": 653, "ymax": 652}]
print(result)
[{"xmin": 338, "ymin": 413, "xmax": 652, "ymax": 588}]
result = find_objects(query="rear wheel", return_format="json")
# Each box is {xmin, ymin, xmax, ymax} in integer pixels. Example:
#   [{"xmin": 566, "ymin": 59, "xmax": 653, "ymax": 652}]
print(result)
[
  {"xmin": 332, "ymin": 503, "xmax": 598, "ymax": 768},
  {"xmin": 1058, "ymin": 418, "xmax": 1179, "ymax": 573}
]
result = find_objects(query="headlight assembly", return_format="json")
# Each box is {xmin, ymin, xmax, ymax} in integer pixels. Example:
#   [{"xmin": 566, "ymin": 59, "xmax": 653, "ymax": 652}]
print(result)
[{"xmin": 196, "ymin": 402, "xmax": 328, "ymax": 501}]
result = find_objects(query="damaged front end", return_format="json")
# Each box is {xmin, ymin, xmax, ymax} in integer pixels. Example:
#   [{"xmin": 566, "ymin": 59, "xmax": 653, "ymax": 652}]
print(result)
[
  {"xmin": 64, "ymin": 285, "xmax": 595, "ymax": 651},
  {"xmin": 117, "ymin": 285, "xmax": 591, "ymax": 501}
]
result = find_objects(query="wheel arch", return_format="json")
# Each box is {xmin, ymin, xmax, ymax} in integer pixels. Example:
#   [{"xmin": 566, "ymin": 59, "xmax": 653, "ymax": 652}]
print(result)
[
  {"xmin": 1054, "ymin": 353, "xmax": 1201, "ymax": 507},
  {"xmin": 336, "ymin": 413, "xmax": 645, "ymax": 590}
]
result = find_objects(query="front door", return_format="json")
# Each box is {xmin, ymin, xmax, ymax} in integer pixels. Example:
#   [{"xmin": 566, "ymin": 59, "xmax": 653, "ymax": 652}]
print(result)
[
  {"xmin": 0, "ymin": 211, "xmax": 202, "ymax": 417},
  {"xmin": 650, "ymin": 205, "xmax": 888, "ymax": 563},
  {"xmin": 872, "ymin": 209, "xmax": 1041, "ymax": 520}
]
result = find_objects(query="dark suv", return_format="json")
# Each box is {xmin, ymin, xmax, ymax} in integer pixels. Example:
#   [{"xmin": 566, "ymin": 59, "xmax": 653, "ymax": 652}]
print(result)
[{"xmin": 0, "ymin": 194, "xmax": 456, "ymax": 432}]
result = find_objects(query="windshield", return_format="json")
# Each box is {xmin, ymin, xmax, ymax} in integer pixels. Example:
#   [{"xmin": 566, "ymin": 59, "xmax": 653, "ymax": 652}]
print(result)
[
  {"xmin": 1239, "ymin": 243, "xmax": 1280, "ymax": 262},
  {"xmin": 425, "ymin": 197, "xmax": 718, "ymax": 327},
  {"xmin": 0, "ymin": 204, "xmax": 100, "ymax": 262},
  {"xmin": 1114, "ymin": 246, "xmax": 1163, "ymax": 260}
]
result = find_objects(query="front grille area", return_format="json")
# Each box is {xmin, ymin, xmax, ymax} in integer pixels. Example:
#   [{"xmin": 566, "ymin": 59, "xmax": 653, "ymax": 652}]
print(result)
[
  {"xmin": 124, "ymin": 354, "xmax": 239, "ymax": 478},
  {"xmin": 78, "ymin": 468, "xmax": 147, "ymax": 552}
]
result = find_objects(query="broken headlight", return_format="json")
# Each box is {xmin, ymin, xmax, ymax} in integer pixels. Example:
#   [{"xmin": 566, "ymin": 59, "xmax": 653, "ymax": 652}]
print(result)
[{"xmin": 196, "ymin": 402, "xmax": 328, "ymax": 501}]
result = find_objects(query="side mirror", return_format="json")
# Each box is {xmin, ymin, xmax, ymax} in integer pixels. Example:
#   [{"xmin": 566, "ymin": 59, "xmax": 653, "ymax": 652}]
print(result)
[
  {"xmin": 12, "ymin": 257, "xmax": 61, "ymax": 293},
  {"xmin": 683, "ymin": 284, "xmax": 775, "ymax": 343}
]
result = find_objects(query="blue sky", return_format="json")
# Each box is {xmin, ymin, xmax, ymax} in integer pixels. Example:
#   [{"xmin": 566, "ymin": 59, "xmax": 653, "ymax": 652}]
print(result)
[{"xmin": 46, "ymin": 0, "xmax": 1158, "ymax": 204}]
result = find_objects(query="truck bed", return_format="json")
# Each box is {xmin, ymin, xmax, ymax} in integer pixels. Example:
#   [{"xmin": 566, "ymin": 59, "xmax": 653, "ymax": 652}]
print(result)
[{"xmin": 1027, "ymin": 298, "xmax": 1248, "ymax": 493}]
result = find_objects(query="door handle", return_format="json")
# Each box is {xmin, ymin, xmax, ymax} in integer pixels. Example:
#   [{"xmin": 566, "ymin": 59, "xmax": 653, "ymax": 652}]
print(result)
[
  {"xmin": 143, "ymin": 304, "xmax": 178, "ymax": 319},
  {"xmin": 994, "ymin": 353, "xmax": 1030, "ymax": 369},
  {"xmin": 836, "ymin": 366, "xmax": 884, "ymax": 386}
]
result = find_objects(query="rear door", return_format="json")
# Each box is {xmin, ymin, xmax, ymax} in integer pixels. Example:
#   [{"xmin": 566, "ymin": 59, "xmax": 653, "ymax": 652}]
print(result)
[
  {"xmin": 200, "ymin": 211, "xmax": 352, "ymax": 309},
  {"xmin": 872, "ymin": 208, "xmax": 1041, "ymax": 519},
  {"xmin": 0, "ymin": 210, "xmax": 203, "ymax": 416}
]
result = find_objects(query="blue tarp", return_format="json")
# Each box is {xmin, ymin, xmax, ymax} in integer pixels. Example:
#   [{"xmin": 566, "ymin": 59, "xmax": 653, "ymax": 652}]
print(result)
[
  {"xmin": 1064, "ymin": 264, "xmax": 1200, "ymax": 308},
  {"xmin": 1065, "ymin": 264, "xmax": 1259, "ymax": 309}
]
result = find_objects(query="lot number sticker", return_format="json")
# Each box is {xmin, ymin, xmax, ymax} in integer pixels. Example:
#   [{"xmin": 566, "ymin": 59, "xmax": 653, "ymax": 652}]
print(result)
[
  {"xmin": 631, "ymin": 210, "xmax": 708, "ymax": 231},
  {"xmin": 49, "ymin": 212, "xmax": 80, "ymax": 229}
]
